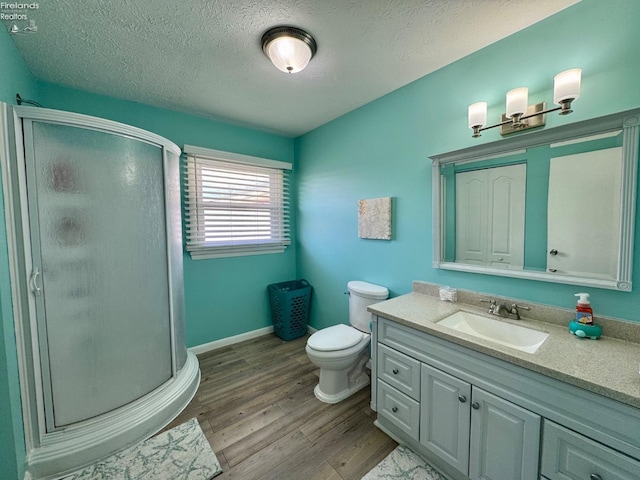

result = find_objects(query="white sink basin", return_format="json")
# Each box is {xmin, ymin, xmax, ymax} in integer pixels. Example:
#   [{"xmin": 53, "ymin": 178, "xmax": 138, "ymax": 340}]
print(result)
[{"xmin": 436, "ymin": 311, "xmax": 549, "ymax": 354}]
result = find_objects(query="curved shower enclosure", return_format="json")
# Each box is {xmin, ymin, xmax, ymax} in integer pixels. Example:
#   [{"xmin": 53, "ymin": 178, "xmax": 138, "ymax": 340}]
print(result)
[{"xmin": 0, "ymin": 105, "xmax": 199, "ymax": 479}]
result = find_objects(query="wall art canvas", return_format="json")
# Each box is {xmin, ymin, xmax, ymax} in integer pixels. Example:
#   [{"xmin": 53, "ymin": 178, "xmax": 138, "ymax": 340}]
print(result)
[{"xmin": 358, "ymin": 197, "xmax": 392, "ymax": 240}]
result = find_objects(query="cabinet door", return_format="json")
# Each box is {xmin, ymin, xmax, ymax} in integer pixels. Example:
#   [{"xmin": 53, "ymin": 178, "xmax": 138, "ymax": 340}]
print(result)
[
  {"xmin": 420, "ymin": 363, "xmax": 471, "ymax": 475},
  {"xmin": 469, "ymin": 388, "xmax": 541, "ymax": 480}
]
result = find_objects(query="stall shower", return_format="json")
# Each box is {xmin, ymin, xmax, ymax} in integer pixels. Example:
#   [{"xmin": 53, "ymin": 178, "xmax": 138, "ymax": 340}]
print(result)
[{"xmin": 0, "ymin": 104, "xmax": 199, "ymax": 479}]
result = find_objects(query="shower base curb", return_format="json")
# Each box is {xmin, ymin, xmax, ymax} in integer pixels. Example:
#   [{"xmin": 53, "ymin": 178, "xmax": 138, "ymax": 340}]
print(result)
[{"xmin": 25, "ymin": 351, "xmax": 200, "ymax": 480}]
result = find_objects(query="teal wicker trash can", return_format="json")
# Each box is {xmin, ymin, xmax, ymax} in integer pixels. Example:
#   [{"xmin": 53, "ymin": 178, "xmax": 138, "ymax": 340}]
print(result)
[{"xmin": 268, "ymin": 279, "xmax": 312, "ymax": 341}]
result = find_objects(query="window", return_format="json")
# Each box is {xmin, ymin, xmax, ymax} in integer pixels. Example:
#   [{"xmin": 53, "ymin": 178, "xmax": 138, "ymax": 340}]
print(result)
[{"xmin": 183, "ymin": 145, "xmax": 291, "ymax": 259}]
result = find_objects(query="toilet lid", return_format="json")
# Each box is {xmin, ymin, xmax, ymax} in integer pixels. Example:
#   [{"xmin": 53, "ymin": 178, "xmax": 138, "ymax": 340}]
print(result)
[{"xmin": 308, "ymin": 324, "xmax": 365, "ymax": 352}]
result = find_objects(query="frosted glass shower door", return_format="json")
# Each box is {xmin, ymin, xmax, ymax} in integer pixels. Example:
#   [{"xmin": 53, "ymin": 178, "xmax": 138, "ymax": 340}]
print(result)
[{"xmin": 24, "ymin": 121, "xmax": 173, "ymax": 429}]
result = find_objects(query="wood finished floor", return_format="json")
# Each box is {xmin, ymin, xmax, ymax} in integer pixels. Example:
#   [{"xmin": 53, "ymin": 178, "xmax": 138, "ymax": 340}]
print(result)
[{"xmin": 164, "ymin": 333, "xmax": 397, "ymax": 479}]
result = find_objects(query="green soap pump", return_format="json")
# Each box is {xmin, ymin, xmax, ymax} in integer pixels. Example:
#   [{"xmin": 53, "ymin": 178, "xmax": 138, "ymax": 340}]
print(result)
[{"xmin": 569, "ymin": 293, "xmax": 602, "ymax": 339}]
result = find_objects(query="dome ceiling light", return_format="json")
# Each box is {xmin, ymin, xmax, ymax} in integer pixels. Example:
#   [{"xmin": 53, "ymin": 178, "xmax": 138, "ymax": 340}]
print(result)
[{"xmin": 261, "ymin": 26, "xmax": 317, "ymax": 74}]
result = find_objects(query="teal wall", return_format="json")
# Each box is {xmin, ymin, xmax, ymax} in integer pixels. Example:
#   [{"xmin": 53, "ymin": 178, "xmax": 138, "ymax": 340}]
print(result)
[
  {"xmin": 37, "ymin": 82, "xmax": 297, "ymax": 347},
  {"xmin": 0, "ymin": 27, "xmax": 38, "ymax": 480},
  {"xmin": 295, "ymin": 0, "xmax": 640, "ymax": 330}
]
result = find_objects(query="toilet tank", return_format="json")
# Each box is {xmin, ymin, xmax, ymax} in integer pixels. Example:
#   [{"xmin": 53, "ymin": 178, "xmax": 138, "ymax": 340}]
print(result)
[{"xmin": 348, "ymin": 281, "xmax": 389, "ymax": 332}]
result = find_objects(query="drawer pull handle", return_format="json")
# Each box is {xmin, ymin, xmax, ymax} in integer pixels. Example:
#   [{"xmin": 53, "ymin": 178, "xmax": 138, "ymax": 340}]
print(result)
[
  {"xmin": 392, "ymin": 406, "xmax": 398, "ymax": 413},
  {"xmin": 590, "ymin": 475, "xmax": 603, "ymax": 480},
  {"xmin": 458, "ymin": 395, "xmax": 467, "ymax": 403},
  {"xmin": 471, "ymin": 402, "xmax": 480, "ymax": 410},
  {"xmin": 392, "ymin": 368, "xmax": 399, "ymax": 375}
]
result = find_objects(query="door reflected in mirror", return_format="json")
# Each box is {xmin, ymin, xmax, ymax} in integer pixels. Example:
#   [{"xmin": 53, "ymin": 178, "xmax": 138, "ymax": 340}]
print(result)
[
  {"xmin": 432, "ymin": 110, "xmax": 639, "ymax": 291},
  {"xmin": 547, "ymin": 137, "xmax": 622, "ymax": 279},
  {"xmin": 454, "ymin": 163, "xmax": 526, "ymax": 269}
]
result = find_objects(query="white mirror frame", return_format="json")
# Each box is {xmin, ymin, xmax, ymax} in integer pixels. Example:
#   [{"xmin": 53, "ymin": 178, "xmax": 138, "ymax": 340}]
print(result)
[{"xmin": 431, "ymin": 109, "xmax": 640, "ymax": 291}]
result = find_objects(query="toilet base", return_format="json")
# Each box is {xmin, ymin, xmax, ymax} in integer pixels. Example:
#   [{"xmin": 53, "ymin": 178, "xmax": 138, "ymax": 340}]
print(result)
[{"xmin": 313, "ymin": 372, "xmax": 370, "ymax": 404}]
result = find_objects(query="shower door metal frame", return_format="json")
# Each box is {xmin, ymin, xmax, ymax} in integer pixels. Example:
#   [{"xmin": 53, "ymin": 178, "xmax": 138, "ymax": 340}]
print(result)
[{"xmin": 1, "ymin": 103, "xmax": 198, "ymax": 479}]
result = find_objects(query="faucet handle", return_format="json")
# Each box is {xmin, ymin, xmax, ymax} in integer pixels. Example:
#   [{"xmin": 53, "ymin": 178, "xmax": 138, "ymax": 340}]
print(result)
[{"xmin": 509, "ymin": 303, "xmax": 530, "ymax": 320}]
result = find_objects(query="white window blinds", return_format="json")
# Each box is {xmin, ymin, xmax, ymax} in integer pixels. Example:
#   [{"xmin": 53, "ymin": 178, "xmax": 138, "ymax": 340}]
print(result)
[{"xmin": 183, "ymin": 145, "xmax": 292, "ymax": 259}]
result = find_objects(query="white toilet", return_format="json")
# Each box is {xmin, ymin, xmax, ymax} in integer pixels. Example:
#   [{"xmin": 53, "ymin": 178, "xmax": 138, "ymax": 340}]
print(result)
[{"xmin": 305, "ymin": 280, "xmax": 389, "ymax": 404}]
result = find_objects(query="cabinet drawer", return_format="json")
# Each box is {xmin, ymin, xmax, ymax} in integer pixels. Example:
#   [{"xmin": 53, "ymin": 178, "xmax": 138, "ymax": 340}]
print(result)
[
  {"xmin": 377, "ymin": 380, "xmax": 420, "ymax": 441},
  {"xmin": 541, "ymin": 421, "xmax": 640, "ymax": 480},
  {"xmin": 378, "ymin": 344, "xmax": 420, "ymax": 400},
  {"xmin": 378, "ymin": 317, "xmax": 430, "ymax": 359}
]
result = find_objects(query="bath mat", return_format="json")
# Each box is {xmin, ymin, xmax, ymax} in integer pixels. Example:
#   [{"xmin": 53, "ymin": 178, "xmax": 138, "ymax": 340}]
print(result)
[
  {"xmin": 362, "ymin": 445, "xmax": 447, "ymax": 480},
  {"xmin": 62, "ymin": 418, "xmax": 222, "ymax": 480}
]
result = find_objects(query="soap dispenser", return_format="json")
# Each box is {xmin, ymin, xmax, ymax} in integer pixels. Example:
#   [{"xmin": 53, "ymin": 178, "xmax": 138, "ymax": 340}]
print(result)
[{"xmin": 569, "ymin": 293, "xmax": 602, "ymax": 339}]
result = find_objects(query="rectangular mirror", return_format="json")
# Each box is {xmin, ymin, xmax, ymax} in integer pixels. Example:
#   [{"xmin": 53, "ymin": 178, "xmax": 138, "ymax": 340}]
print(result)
[{"xmin": 431, "ymin": 110, "xmax": 639, "ymax": 291}]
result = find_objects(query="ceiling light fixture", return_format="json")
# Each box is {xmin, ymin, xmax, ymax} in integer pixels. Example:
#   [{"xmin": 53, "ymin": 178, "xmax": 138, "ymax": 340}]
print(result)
[
  {"xmin": 468, "ymin": 68, "xmax": 582, "ymax": 138},
  {"xmin": 261, "ymin": 26, "xmax": 317, "ymax": 74}
]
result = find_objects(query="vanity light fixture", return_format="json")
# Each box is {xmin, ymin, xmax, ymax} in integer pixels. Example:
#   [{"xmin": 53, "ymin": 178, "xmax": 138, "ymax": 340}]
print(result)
[
  {"xmin": 261, "ymin": 26, "xmax": 317, "ymax": 73},
  {"xmin": 468, "ymin": 69, "xmax": 582, "ymax": 138}
]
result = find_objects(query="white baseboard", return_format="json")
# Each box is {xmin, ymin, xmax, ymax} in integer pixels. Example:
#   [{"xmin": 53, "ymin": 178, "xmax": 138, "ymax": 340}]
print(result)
[
  {"xmin": 189, "ymin": 324, "xmax": 318, "ymax": 356},
  {"xmin": 188, "ymin": 326, "xmax": 274, "ymax": 355}
]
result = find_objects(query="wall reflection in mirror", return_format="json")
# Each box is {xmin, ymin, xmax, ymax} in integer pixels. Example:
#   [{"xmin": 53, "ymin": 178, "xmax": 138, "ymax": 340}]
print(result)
[{"xmin": 432, "ymin": 110, "xmax": 639, "ymax": 291}]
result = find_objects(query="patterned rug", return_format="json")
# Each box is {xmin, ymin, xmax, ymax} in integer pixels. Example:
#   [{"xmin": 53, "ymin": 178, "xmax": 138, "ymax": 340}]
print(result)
[
  {"xmin": 63, "ymin": 418, "xmax": 222, "ymax": 480},
  {"xmin": 362, "ymin": 445, "xmax": 447, "ymax": 480}
]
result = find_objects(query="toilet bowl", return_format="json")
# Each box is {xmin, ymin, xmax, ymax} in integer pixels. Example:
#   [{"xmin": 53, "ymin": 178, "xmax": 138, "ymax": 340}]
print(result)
[{"xmin": 306, "ymin": 281, "xmax": 389, "ymax": 404}]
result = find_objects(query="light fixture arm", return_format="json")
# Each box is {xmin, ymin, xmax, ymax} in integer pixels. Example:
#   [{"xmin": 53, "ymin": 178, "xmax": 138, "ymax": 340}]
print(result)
[{"xmin": 472, "ymin": 98, "xmax": 575, "ymax": 138}]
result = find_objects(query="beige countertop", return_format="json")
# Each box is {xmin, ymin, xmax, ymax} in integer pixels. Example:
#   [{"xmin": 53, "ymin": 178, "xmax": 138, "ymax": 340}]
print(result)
[{"xmin": 369, "ymin": 291, "xmax": 640, "ymax": 409}]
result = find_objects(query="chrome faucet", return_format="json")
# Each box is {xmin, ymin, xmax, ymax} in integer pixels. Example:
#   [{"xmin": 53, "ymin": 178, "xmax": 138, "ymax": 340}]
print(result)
[
  {"xmin": 486, "ymin": 299, "xmax": 510, "ymax": 317},
  {"xmin": 481, "ymin": 299, "xmax": 530, "ymax": 320}
]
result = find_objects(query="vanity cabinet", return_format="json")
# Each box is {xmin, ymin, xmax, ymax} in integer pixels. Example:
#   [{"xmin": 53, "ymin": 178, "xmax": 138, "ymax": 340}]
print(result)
[
  {"xmin": 372, "ymin": 315, "xmax": 640, "ymax": 480},
  {"xmin": 420, "ymin": 364, "xmax": 540, "ymax": 479}
]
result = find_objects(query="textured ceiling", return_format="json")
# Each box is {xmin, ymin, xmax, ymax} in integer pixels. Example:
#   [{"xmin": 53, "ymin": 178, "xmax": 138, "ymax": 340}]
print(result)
[{"xmin": 7, "ymin": 0, "xmax": 578, "ymax": 136}]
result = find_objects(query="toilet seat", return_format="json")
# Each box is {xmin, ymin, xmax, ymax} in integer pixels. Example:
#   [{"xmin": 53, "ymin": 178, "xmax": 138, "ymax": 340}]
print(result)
[{"xmin": 307, "ymin": 324, "xmax": 365, "ymax": 352}]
